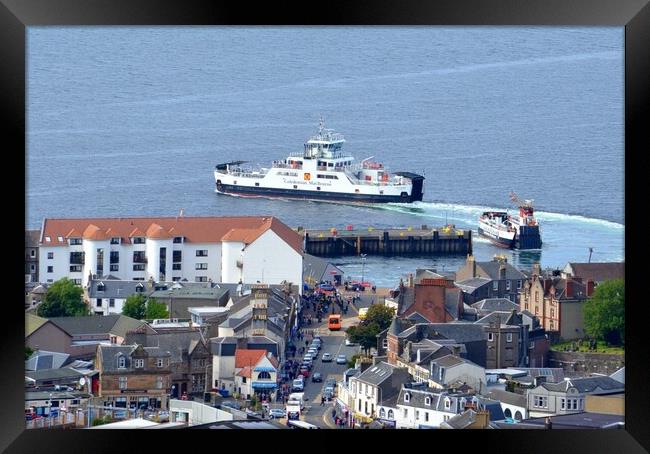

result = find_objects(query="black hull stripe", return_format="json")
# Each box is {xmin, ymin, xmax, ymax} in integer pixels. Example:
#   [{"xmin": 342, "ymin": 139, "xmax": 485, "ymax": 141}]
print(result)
[
  {"xmin": 216, "ymin": 183, "xmax": 423, "ymax": 203},
  {"xmin": 478, "ymin": 228, "xmax": 514, "ymax": 248}
]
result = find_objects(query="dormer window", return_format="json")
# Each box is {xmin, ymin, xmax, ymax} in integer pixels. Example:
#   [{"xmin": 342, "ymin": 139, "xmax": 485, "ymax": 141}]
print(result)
[
  {"xmin": 404, "ymin": 392, "xmax": 410, "ymax": 403},
  {"xmin": 425, "ymin": 396, "xmax": 431, "ymax": 406},
  {"xmin": 173, "ymin": 237, "xmax": 183, "ymax": 244},
  {"xmin": 57, "ymin": 236, "xmax": 63, "ymax": 242},
  {"xmin": 45, "ymin": 236, "xmax": 51, "ymax": 242},
  {"xmin": 133, "ymin": 237, "xmax": 145, "ymax": 244},
  {"xmin": 134, "ymin": 359, "xmax": 144, "ymax": 368},
  {"xmin": 444, "ymin": 398, "xmax": 451, "ymax": 410},
  {"xmin": 69, "ymin": 238, "xmax": 82, "ymax": 245},
  {"xmin": 110, "ymin": 237, "xmax": 121, "ymax": 245},
  {"xmin": 118, "ymin": 355, "xmax": 126, "ymax": 369},
  {"xmin": 135, "ymin": 284, "xmax": 144, "ymax": 293},
  {"xmin": 97, "ymin": 282, "xmax": 105, "ymax": 292}
]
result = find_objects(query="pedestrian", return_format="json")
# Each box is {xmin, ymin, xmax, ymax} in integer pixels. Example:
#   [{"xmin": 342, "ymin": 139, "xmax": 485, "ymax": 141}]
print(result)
[
  {"xmin": 321, "ymin": 396, "xmax": 325, "ymax": 406},
  {"xmin": 331, "ymin": 409, "xmax": 336, "ymax": 419}
]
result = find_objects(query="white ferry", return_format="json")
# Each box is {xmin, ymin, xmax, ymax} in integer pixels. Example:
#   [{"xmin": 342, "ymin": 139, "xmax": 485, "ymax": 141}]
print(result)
[
  {"xmin": 477, "ymin": 192, "xmax": 542, "ymax": 249},
  {"xmin": 214, "ymin": 119, "xmax": 424, "ymax": 203}
]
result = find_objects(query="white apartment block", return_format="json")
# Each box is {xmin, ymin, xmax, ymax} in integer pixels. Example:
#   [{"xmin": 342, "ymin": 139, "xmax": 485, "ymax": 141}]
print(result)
[{"xmin": 38, "ymin": 216, "xmax": 304, "ymax": 293}]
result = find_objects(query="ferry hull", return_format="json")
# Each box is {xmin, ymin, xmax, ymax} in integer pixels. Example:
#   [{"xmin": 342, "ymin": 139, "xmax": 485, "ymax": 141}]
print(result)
[
  {"xmin": 478, "ymin": 227, "xmax": 515, "ymax": 248},
  {"xmin": 216, "ymin": 182, "xmax": 422, "ymax": 203}
]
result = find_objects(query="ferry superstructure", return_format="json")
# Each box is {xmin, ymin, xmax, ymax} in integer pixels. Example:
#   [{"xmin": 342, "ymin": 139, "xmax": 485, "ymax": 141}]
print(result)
[
  {"xmin": 478, "ymin": 192, "xmax": 542, "ymax": 249},
  {"xmin": 214, "ymin": 119, "xmax": 424, "ymax": 203}
]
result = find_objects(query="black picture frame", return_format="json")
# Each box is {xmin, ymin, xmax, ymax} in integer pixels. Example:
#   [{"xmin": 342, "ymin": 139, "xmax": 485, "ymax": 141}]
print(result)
[{"xmin": 2, "ymin": 0, "xmax": 647, "ymax": 452}]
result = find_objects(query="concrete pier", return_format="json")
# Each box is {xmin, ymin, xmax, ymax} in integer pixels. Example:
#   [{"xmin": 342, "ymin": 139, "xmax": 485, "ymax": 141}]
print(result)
[{"xmin": 298, "ymin": 226, "xmax": 472, "ymax": 258}]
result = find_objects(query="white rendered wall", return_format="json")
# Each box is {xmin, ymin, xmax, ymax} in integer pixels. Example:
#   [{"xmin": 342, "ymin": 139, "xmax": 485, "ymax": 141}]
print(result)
[
  {"xmin": 82, "ymin": 239, "xmax": 111, "ymax": 285},
  {"xmin": 184, "ymin": 242, "xmax": 221, "ymax": 283},
  {"xmin": 221, "ymin": 241, "xmax": 244, "ymax": 283},
  {"xmin": 145, "ymin": 238, "xmax": 173, "ymax": 281},
  {"xmin": 39, "ymin": 246, "xmax": 69, "ymax": 284},
  {"xmin": 241, "ymin": 230, "xmax": 302, "ymax": 292}
]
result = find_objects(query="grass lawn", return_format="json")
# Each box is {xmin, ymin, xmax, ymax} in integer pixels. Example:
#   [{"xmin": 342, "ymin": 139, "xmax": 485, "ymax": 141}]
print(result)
[{"xmin": 551, "ymin": 340, "xmax": 624, "ymax": 355}]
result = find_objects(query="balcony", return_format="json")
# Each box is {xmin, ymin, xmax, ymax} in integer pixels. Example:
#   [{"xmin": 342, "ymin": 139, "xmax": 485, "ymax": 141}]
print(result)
[{"xmin": 133, "ymin": 256, "xmax": 148, "ymax": 264}]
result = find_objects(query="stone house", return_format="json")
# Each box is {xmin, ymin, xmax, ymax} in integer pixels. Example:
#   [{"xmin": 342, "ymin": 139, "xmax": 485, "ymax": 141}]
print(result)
[
  {"xmin": 25, "ymin": 229, "xmax": 40, "ymax": 284},
  {"xmin": 348, "ymin": 361, "xmax": 410, "ymax": 423},
  {"xmin": 95, "ymin": 343, "xmax": 172, "ymax": 410},
  {"xmin": 393, "ymin": 270, "xmax": 463, "ymax": 323},
  {"xmin": 455, "ymin": 255, "xmax": 527, "ymax": 304},
  {"xmin": 526, "ymin": 375, "xmax": 625, "ymax": 418}
]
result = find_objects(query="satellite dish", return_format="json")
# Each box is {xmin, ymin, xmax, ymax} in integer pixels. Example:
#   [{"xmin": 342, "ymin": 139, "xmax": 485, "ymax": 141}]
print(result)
[{"xmin": 79, "ymin": 377, "xmax": 86, "ymax": 387}]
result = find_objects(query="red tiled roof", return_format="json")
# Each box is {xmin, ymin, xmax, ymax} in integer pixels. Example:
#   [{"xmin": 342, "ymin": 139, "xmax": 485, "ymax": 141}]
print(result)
[
  {"xmin": 40, "ymin": 216, "xmax": 303, "ymax": 253},
  {"xmin": 145, "ymin": 223, "xmax": 173, "ymax": 239},
  {"xmin": 235, "ymin": 348, "xmax": 266, "ymax": 368},
  {"xmin": 65, "ymin": 228, "xmax": 82, "ymax": 238},
  {"xmin": 236, "ymin": 366, "xmax": 253, "ymax": 378}
]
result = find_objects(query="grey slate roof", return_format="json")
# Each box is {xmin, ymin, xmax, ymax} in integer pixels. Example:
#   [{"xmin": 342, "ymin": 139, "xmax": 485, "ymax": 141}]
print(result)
[
  {"xmin": 397, "ymin": 387, "xmax": 475, "ymax": 412},
  {"xmin": 98, "ymin": 344, "xmax": 171, "ymax": 372},
  {"xmin": 521, "ymin": 412, "xmax": 624, "ymax": 429},
  {"xmin": 88, "ymin": 279, "xmax": 149, "ymax": 299},
  {"xmin": 541, "ymin": 376, "xmax": 625, "ymax": 393},
  {"xmin": 421, "ymin": 323, "xmax": 487, "ymax": 344},
  {"xmin": 476, "ymin": 261, "xmax": 526, "ymax": 281},
  {"xmin": 48, "ymin": 314, "xmax": 145, "ymax": 337},
  {"xmin": 610, "ymin": 367, "xmax": 625, "ymax": 384},
  {"xmin": 486, "ymin": 389, "xmax": 527, "ymax": 408},
  {"xmin": 440, "ymin": 409, "xmax": 479, "ymax": 429},
  {"xmin": 149, "ymin": 285, "xmax": 229, "ymax": 301},
  {"xmin": 124, "ymin": 330, "xmax": 204, "ymax": 363},
  {"xmin": 303, "ymin": 253, "xmax": 344, "ymax": 282},
  {"xmin": 25, "ymin": 350, "xmax": 70, "ymax": 371},
  {"xmin": 565, "ymin": 262, "xmax": 624, "ymax": 282},
  {"xmin": 405, "ymin": 312, "xmax": 430, "ymax": 324},
  {"xmin": 25, "ymin": 367, "xmax": 87, "ymax": 381},
  {"xmin": 432, "ymin": 354, "xmax": 466, "ymax": 368},
  {"xmin": 474, "ymin": 311, "xmax": 519, "ymax": 327},
  {"xmin": 472, "ymin": 298, "xmax": 519, "ymax": 313},
  {"xmin": 355, "ymin": 362, "xmax": 400, "ymax": 386},
  {"xmin": 454, "ymin": 277, "xmax": 491, "ymax": 292}
]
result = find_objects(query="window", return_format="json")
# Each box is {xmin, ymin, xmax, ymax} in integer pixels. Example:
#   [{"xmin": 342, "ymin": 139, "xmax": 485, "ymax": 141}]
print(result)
[
  {"xmin": 57, "ymin": 236, "xmax": 63, "ymax": 242},
  {"xmin": 47, "ymin": 252, "xmax": 54, "ymax": 259},
  {"xmin": 133, "ymin": 264, "xmax": 145, "ymax": 271},
  {"xmin": 110, "ymin": 251, "xmax": 119, "ymax": 264},
  {"xmin": 365, "ymin": 401, "xmax": 368, "ymax": 414},
  {"xmin": 379, "ymin": 408, "xmax": 386, "ymax": 418},
  {"xmin": 73, "ymin": 279, "xmax": 82, "ymax": 285},
  {"xmin": 258, "ymin": 371, "xmax": 271, "ymax": 379},
  {"xmin": 506, "ymin": 333, "xmax": 513, "ymax": 343},
  {"xmin": 403, "ymin": 408, "xmax": 408, "ymax": 418},
  {"xmin": 488, "ymin": 332, "xmax": 494, "ymax": 342},
  {"xmin": 404, "ymin": 393, "xmax": 410, "ymax": 403},
  {"xmin": 133, "ymin": 251, "xmax": 146, "ymax": 263},
  {"xmin": 550, "ymin": 308, "xmax": 555, "ymax": 318},
  {"xmin": 387, "ymin": 409, "xmax": 394, "ymax": 419},
  {"xmin": 517, "ymin": 280, "xmax": 522, "ymax": 289},
  {"xmin": 172, "ymin": 264, "xmax": 181, "ymax": 270},
  {"xmin": 157, "ymin": 358, "xmax": 164, "ymax": 368},
  {"xmin": 110, "ymin": 264, "xmax": 119, "ymax": 272},
  {"xmin": 70, "ymin": 265, "xmax": 82, "ymax": 272},
  {"xmin": 47, "ymin": 266, "xmax": 53, "ymax": 273},
  {"xmin": 415, "ymin": 410, "xmax": 419, "ymax": 420},
  {"xmin": 133, "ymin": 237, "xmax": 145, "ymax": 244},
  {"xmin": 70, "ymin": 238, "xmax": 82, "ymax": 245},
  {"xmin": 424, "ymin": 396, "xmax": 431, "ymax": 406},
  {"xmin": 561, "ymin": 398, "xmax": 566, "ymax": 410},
  {"xmin": 119, "ymin": 376, "xmax": 127, "ymax": 389},
  {"xmin": 535, "ymin": 291, "xmax": 539, "ymax": 302},
  {"xmin": 118, "ymin": 356, "xmax": 126, "ymax": 369},
  {"xmin": 135, "ymin": 284, "xmax": 144, "ymax": 293},
  {"xmin": 30, "ymin": 249, "xmax": 36, "ymax": 258},
  {"xmin": 534, "ymin": 396, "xmax": 548, "ymax": 408},
  {"xmin": 196, "ymin": 250, "xmax": 208, "ymax": 257},
  {"xmin": 529, "ymin": 341, "xmax": 535, "ymax": 349},
  {"xmin": 506, "ymin": 281, "xmax": 511, "ymax": 291},
  {"xmin": 444, "ymin": 398, "xmax": 451, "ymax": 410},
  {"xmin": 110, "ymin": 237, "xmax": 120, "ymax": 245},
  {"xmin": 173, "ymin": 237, "xmax": 183, "ymax": 243},
  {"xmin": 30, "ymin": 264, "xmax": 36, "ymax": 271},
  {"xmin": 96, "ymin": 298, "xmax": 102, "ymax": 307},
  {"xmin": 134, "ymin": 359, "xmax": 144, "ymax": 368},
  {"xmin": 382, "ymin": 338, "xmax": 388, "ymax": 349},
  {"xmin": 425, "ymin": 412, "xmax": 429, "ymax": 422},
  {"xmin": 195, "ymin": 263, "xmax": 208, "ymax": 270},
  {"xmin": 156, "ymin": 377, "xmax": 164, "ymax": 389},
  {"xmin": 172, "ymin": 250, "xmax": 182, "ymax": 262},
  {"xmin": 492, "ymin": 281, "xmax": 498, "ymax": 291},
  {"xmin": 358, "ymin": 400, "xmax": 362, "ymax": 411},
  {"xmin": 97, "ymin": 282, "xmax": 105, "ymax": 292},
  {"xmin": 109, "ymin": 299, "xmax": 115, "ymax": 308},
  {"xmin": 195, "ymin": 276, "xmax": 208, "ymax": 282},
  {"xmin": 293, "ymin": 185, "xmax": 298, "ymax": 189}
]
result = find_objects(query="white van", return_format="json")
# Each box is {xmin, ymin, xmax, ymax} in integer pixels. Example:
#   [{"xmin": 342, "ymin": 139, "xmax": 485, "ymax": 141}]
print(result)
[
  {"xmin": 292, "ymin": 378, "xmax": 304, "ymax": 392},
  {"xmin": 288, "ymin": 392, "xmax": 305, "ymax": 410}
]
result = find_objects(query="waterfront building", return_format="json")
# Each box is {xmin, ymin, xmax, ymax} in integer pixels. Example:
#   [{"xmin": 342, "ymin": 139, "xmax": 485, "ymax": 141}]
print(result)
[
  {"xmin": 37, "ymin": 216, "xmax": 303, "ymax": 292},
  {"xmin": 455, "ymin": 255, "xmax": 527, "ymax": 304}
]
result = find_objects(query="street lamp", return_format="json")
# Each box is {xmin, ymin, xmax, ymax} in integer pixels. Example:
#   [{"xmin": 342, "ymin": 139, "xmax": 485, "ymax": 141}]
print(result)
[
  {"xmin": 49, "ymin": 393, "xmax": 53, "ymax": 427},
  {"xmin": 360, "ymin": 254, "xmax": 367, "ymax": 285}
]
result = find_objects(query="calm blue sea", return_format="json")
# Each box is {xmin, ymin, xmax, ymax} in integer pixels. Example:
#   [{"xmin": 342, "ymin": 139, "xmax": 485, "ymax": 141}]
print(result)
[{"xmin": 26, "ymin": 27, "xmax": 624, "ymax": 286}]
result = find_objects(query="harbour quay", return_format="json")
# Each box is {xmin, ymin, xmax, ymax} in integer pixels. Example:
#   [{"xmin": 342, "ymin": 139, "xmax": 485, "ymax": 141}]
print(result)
[{"xmin": 298, "ymin": 225, "xmax": 472, "ymax": 257}]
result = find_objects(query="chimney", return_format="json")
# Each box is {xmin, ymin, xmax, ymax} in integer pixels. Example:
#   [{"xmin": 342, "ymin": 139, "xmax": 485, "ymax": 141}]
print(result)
[
  {"xmin": 468, "ymin": 255, "xmax": 476, "ymax": 278},
  {"xmin": 532, "ymin": 263, "xmax": 541, "ymax": 277},
  {"xmin": 408, "ymin": 273, "xmax": 414, "ymax": 288},
  {"xmin": 499, "ymin": 264, "xmax": 507, "ymax": 281},
  {"xmin": 544, "ymin": 416, "xmax": 552, "ymax": 429},
  {"xmin": 565, "ymin": 280, "xmax": 573, "ymax": 298},
  {"xmin": 475, "ymin": 410, "xmax": 490, "ymax": 429}
]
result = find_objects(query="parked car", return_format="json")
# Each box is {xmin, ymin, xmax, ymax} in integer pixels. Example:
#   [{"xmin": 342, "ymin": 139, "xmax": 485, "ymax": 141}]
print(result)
[
  {"xmin": 321, "ymin": 353, "xmax": 333, "ymax": 362},
  {"xmin": 336, "ymin": 354, "xmax": 347, "ymax": 365},
  {"xmin": 324, "ymin": 385, "xmax": 336, "ymax": 396},
  {"xmin": 322, "ymin": 389, "xmax": 334, "ymax": 401},
  {"xmin": 299, "ymin": 366, "xmax": 311, "ymax": 377},
  {"xmin": 325, "ymin": 378, "xmax": 337, "ymax": 388},
  {"xmin": 311, "ymin": 372, "xmax": 323, "ymax": 383},
  {"xmin": 269, "ymin": 408, "xmax": 286, "ymax": 419},
  {"xmin": 308, "ymin": 349, "xmax": 319, "ymax": 359},
  {"xmin": 221, "ymin": 400, "xmax": 243, "ymax": 410},
  {"xmin": 292, "ymin": 379, "xmax": 305, "ymax": 392},
  {"xmin": 345, "ymin": 338, "xmax": 356, "ymax": 346}
]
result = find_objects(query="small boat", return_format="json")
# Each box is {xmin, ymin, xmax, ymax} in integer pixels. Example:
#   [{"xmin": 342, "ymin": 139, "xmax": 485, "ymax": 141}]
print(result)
[{"xmin": 478, "ymin": 192, "xmax": 542, "ymax": 249}]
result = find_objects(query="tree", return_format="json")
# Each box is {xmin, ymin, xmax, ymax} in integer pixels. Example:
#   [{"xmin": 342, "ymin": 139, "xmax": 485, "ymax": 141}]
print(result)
[
  {"xmin": 583, "ymin": 279, "xmax": 624, "ymax": 345},
  {"xmin": 347, "ymin": 322, "xmax": 381, "ymax": 355},
  {"xmin": 25, "ymin": 346, "xmax": 34, "ymax": 360},
  {"xmin": 122, "ymin": 294, "xmax": 147, "ymax": 320},
  {"xmin": 145, "ymin": 298, "xmax": 169, "ymax": 319},
  {"xmin": 363, "ymin": 305, "xmax": 395, "ymax": 331},
  {"xmin": 37, "ymin": 278, "xmax": 87, "ymax": 317}
]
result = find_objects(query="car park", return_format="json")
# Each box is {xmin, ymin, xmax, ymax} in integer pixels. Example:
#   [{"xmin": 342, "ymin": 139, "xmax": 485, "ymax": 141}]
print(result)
[
  {"xmin": 321, "ymin": 353, "xmax": 332, "ymax": 362},
  {"xmin": 311, "ymin": 372, "xmax": 323, "ymax": 383},
  {"xmin": 269, "ymin": 408, "xmax": 286, "ymax": 419},
  {"xmin": 336, "ymin": 354, "xmax": 347, "ymax": 365}
]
